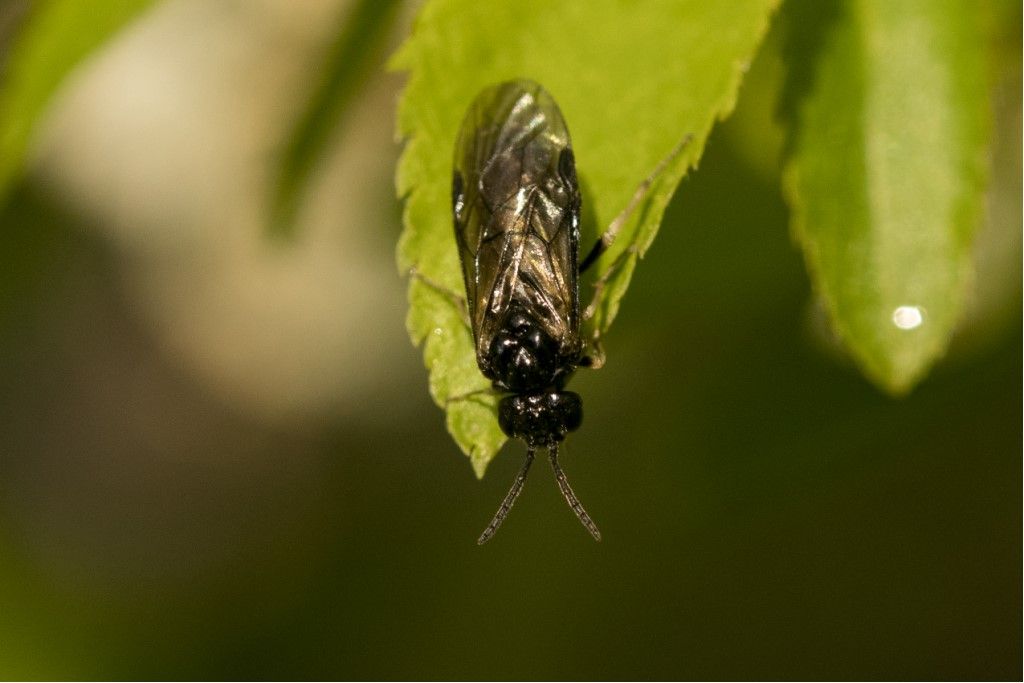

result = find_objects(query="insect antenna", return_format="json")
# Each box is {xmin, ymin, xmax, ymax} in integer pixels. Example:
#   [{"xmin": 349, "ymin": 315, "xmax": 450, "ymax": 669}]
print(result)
[
  {"xmin": 548, "ymin": 444, "xmax": 602, "ymax": 541},
  {"xmin": 477, "ymin": 449, "xmax": 536, "ymax": 545}
]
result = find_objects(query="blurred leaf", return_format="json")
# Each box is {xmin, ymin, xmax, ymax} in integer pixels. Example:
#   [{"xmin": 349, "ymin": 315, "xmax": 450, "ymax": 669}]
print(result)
[
  {"xmin": 269, "ymin": 0, "xmax": 402, "ymax": 238},
  {"xmin": 394, "ymin": 0, "xmax": 779, "ymax": 474},
  {"xmin": 781, "ymin": 0, "xmax": 991, "ymax": 394},
  {"xmin": 0, "ymin": 0, "xmax": 156, "ymax": 208}
]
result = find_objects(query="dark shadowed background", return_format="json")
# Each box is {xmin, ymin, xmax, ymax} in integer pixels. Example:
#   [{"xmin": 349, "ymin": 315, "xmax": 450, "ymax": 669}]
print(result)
[{"xmin": 0, "ymin": 1, "xmax": 1020, "ymax": 678}]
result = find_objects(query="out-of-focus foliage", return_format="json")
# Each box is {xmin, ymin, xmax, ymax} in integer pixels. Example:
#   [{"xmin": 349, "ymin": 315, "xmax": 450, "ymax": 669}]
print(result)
[
  {"xmin": 269, "ymin": 0, "xmax": 403, "ymax": 237},
  {"xmin": 393, "ymin": 0, "xmax": 779, "ymax": 475},
  {"xmin": 0, "ymin": 0, "xmax": 156, "ymax": 207},
  {"xmin": 780, "ymin": 0, "xmax": 991, "ymax": 394}
]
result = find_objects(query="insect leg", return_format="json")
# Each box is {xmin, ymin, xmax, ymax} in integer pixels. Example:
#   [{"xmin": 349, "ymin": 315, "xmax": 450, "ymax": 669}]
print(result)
[
  {"xmin": 579, "ymin": 132, "xmax": 693, "ymax": 275},
  {"xmin": 408, "ymin": 267, "xmax": 470, "ymax": 328},
  {"xmin": 548, "ymin": 444, "xmax": 601, "ymax": 541},
  {"xmin": 579, "ymin": 334, "xmax": 606, "ymax": 370},
  {"xmin": 581, "ymin": 241, "xmax": 635, "ymax": 324},
  {"xmin": 477, "ymin": 449, "xmax": 536, "ymax": 545}
]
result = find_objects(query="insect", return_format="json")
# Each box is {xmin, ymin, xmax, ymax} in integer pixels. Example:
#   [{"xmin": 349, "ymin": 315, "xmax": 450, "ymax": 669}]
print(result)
[
  {"xmin": 451, "ymin": 79, "xmax": 599, "ymax": 545},
  {"xmin": 450, "ymin": 79, "xmax": 691, "ymax": 544}
]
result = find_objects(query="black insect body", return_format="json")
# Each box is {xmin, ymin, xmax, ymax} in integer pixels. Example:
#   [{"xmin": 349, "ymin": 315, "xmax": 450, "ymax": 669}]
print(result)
[{"xmin": 452, "ymin": 80, "xmax": 601, "ymax": 544}]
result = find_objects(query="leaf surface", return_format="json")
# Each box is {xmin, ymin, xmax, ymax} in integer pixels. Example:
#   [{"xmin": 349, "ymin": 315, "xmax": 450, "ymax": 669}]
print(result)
[{"xmin": 395, "ymin": 0, "xmax": 779, "ymax": 474}]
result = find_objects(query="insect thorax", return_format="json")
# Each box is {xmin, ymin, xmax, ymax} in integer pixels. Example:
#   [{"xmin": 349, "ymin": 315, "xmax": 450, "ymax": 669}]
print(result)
[
  {"xmin": 483, "ymin": 304, "xmax": 577, "ymax": 393},
  {"xmin": 481, "ymin": 304, "xmax": 583, "ymax": 446}
]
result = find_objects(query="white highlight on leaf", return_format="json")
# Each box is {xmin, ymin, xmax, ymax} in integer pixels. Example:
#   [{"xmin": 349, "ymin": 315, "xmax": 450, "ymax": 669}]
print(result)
[{"xmin": 892, "ymin": 305, "xmax": 924, "ymax": 330}]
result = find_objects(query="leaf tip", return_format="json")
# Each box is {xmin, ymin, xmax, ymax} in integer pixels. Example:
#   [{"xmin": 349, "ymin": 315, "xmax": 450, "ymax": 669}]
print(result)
[{"xmin": 470, "ymin": 452, "xmax": 490, "ymax": 480}]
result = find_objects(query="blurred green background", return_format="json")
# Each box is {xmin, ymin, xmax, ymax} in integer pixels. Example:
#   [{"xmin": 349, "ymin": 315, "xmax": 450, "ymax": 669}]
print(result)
[{"xmin": 0, "ymin": 1, "xmax": 1020, "ymax": 679}]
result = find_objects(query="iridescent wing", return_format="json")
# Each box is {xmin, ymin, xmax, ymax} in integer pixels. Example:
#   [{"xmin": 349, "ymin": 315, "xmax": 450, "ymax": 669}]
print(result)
[{"xmin": 452, "ymin": 80, "xmax": 581, "ymax": 376}]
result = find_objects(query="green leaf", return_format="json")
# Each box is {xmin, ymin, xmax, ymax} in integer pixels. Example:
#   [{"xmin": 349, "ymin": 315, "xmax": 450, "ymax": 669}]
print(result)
[
  {"xmin": 781, "ymin": 0, "xmax": 991, "ymax": 394},
  {"xmin": 269, "ymin": 0, "xmax": 403, "ymax": 238},
  {"xmin": 0, "ymin": 0, "xmax": 157, "ymax": 208},
  {"xmin": 394, "ymin": 0, "xmax": 779, "ymax": 474}
]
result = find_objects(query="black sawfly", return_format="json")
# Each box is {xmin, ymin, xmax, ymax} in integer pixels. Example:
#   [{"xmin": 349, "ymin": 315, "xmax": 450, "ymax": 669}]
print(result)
[{"xmin": 449, "ymin": 79, "xmax": 690, "ymax": 544}]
